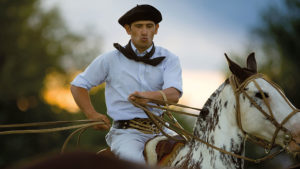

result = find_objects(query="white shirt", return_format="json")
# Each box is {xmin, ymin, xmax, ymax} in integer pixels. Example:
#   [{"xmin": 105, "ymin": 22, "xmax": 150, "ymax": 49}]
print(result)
[{"xmin": 71, "ymin": 42, "xmax": 182, "ymax": 121}]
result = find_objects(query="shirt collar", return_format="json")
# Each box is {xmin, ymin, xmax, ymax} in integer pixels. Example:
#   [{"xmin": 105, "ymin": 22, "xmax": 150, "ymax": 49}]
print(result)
[{"xmin": 130, "ymin": 41, "xmax": 153, "ymax": 56}]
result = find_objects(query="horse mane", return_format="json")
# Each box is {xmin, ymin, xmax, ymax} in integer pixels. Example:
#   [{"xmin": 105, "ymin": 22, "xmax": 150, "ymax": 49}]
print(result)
[{"xmin": 193, "ymin": 79, "xmax": 230, "ymax": 137}]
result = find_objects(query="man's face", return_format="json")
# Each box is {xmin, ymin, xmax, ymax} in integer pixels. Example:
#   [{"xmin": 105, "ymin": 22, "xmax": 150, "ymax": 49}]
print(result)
[{"xmin": 125, "ymin": 20, "xmax": 159, "ymax": 53}]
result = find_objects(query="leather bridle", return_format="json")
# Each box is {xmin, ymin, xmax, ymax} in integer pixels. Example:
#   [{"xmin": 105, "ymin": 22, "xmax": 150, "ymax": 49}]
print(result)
[{"xmin": 229, "ymin": 73, "xmax": 299, "ymax": 153}]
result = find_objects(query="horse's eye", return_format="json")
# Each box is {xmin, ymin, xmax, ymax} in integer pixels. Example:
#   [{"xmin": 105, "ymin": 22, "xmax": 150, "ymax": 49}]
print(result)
[{"xmin": 255, "ymin": 92, "xmax": 269, "ymax": 99}]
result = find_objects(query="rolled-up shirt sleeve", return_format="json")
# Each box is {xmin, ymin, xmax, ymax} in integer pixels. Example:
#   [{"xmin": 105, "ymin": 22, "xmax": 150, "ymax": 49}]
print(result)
[
  {"xmin": 71, "ymin": 54, "xmax": 109, "ymax": 90},
  {"xmin": 162, "ymin": 55, "xmax": 183, "ymax": 96}
]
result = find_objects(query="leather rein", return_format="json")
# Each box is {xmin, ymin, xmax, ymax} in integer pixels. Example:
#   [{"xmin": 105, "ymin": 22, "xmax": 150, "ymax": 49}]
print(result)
[{"xmin": 130, "ymin": 73, "xmax": 300, "ymax": 163}]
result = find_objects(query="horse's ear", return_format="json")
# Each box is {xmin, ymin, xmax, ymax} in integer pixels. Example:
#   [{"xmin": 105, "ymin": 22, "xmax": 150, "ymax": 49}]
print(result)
[
  {"xmin": 225, "ymin": 53, "xmax": 243, "ymax": 74},
  {"xmin": 246, "ymin": 52, "xmax": 257, "ymax": 73},
  {"xmin": 225, "ymin": 53, "xmax": 251, "ymax": 83}
]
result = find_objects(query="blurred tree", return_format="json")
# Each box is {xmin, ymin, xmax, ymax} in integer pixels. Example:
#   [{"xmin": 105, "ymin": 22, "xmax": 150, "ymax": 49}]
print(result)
[
  {"xmin": 243, "ymin": 0, "xmax": 300, "ymax": 168},
  {"xmin": 0, "ymin": 0, "xmax": 106, "ymax": 168},
  {"xmin": 254, "ymin": 0, "xmax": 300, "ymax": 108}
]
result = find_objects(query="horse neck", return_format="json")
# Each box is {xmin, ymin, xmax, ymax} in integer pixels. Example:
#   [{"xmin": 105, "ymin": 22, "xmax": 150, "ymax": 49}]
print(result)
[
  {"xmin": 193, "ymin": 79, "xmax": 243, "ymax": 145},
  {"xmin": 173, "ymin": 80, "xmax": 246, "ymax": 169}
]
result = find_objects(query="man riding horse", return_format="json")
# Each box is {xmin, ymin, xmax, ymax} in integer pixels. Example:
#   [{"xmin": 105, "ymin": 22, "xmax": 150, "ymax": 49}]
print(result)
[{"xmin": 70, "ymin": 4, "xmax": 182, "ymax": 163}]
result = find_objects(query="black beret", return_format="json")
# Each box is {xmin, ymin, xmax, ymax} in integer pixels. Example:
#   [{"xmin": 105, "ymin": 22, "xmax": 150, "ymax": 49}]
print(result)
[{"xmin": 118, "ymin": 4, "xmax": 162, "ymax": 27}]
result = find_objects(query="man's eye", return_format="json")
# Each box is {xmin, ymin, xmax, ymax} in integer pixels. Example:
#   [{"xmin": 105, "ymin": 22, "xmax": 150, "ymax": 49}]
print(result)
[
  {"xmin": 255, "ymin": 92, "xmax": 269, "ymax": 99},
  {"xmin": 146, "ymin": 25, "xmax": 154, "ymax": 28}
]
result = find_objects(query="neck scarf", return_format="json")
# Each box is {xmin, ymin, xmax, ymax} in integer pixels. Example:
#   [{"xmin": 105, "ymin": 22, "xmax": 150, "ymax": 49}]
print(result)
[{"xmin": 113, "ymin": 41, "xmax": 165, "ymax": 66}]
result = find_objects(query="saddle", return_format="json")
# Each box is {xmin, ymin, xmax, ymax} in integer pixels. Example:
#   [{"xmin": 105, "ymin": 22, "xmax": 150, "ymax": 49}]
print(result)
[
  {"xmin": 97, "ymin": 135, "xmax": 185, "ymax": 167},
  {"xmin": 144, "ymin": 135, "xmax": 185, "ymax": 166}
]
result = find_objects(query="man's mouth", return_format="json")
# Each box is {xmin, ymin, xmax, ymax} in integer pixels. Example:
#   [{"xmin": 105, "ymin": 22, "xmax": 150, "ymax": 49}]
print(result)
[{"xmin": 141, "ymin": 37, "xmax": 148, "ymax": 41}]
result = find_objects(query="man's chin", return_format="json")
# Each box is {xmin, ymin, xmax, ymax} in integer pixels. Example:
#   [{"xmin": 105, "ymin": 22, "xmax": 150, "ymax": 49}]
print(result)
[{"xmin": 137, "ymin": 44, "xmax": 152, "ymax": 50}]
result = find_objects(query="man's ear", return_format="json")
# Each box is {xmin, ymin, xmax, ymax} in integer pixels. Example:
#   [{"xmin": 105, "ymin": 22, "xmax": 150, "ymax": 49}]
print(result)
[
  {"xmin": 124, "ymin": 24, "xmax": 131, "ymax": 35},
  {"xmin": 155, "ymin": 24, "xmax": 159, "ymax": 34}
]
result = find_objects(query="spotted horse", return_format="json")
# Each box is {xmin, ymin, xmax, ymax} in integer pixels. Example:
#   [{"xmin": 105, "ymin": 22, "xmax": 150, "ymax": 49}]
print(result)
[{"xmin": 144, "ymin": 53, "xmax": 300, "ymax": 169}]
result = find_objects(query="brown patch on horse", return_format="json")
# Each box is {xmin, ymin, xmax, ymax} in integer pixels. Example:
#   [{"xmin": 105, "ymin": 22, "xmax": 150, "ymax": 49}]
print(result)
[
  {"xmin": 17, "ymin": 151, "xmax": 157, "ymax": 169},
  {"xmin": 288, "ymin": 163, "xmax": 300, "ymax": 169}
]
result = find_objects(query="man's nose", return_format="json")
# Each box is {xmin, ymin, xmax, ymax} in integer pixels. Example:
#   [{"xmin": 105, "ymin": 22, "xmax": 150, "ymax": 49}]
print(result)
[{"xmin": 141, "ymin": 27, "xmax": 148, "ymax": 34}]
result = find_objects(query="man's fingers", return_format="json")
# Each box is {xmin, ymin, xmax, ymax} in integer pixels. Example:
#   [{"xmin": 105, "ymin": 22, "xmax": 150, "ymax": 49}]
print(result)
[
  {"xmin": 101, "ymin": 115, "xmax": 111, "ymax": 129},
  {"xmin": 128, "ymin": 91, "xmax": 140, "ymax": 101},
  {"xmin": 89, "ymin": 114, "xmax": 111, "ymax": 131},
  {"xmin": 94, "ymin": 123, "xmax": 110, "ymax": 131},
  {"xmin": 96, "ymin": 114, "xmax": 110, "ymax": 125},
  {"xmin": 103, "ymin": 116, "xmax": 111, "ymax": 125},
  {"xmin": 128, "ymin": 95, "xmax": 137, "ymax": 101}
]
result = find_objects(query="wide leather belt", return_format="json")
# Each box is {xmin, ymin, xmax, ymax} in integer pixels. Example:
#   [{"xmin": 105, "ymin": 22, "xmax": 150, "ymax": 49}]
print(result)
[{"xmin": 113, "ymin": 118, "xmax": 161, "ymax": 134}]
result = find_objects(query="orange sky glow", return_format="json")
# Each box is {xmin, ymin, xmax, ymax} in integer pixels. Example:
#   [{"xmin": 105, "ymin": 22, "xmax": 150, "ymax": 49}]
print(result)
[
  {"xmin": 42, "ymin": 70, "xmax": 225, "ymax": 114},
  {"xmin": 180, "ymin": 70, "xmax": 225, "ymax": 112}
]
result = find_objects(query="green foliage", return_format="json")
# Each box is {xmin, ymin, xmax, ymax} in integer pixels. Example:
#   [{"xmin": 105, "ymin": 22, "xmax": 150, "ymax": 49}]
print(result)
[
  {"xmin": 254, "ymin": 0, "xmax": 300, "ymax": 108},
  {"xmin": 0, "ymin": 0, "xmax": 105, "ymax": 168},
  {"xmin": 243, "ymin": 1, "xmax": 300, "ymax": 168},
  {"xmin": 1, "ymin": 1, "xmax": 62, "ymax": 100}
]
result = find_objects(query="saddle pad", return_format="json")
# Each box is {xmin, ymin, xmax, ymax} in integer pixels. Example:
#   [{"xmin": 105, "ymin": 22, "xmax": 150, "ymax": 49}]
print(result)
[{"xmin": 144, "ymin": 135, "xmax": 185, "ymax": 166}]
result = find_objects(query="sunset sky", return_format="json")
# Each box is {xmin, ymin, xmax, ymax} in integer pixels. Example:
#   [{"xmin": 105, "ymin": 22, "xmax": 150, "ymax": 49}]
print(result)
[{"xmin": 41, "ymin": 0, "xmax": 283, "ymax": 111}]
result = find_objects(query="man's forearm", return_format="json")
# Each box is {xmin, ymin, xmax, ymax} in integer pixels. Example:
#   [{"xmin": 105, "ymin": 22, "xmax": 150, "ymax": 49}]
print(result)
[
  {"xmin": 148, "ymin": 87, "xmax": 180, "ymax": 104},
  {"xmin": 161, "ymin": 87, "xmax": 181, "ymax": 103},
  {"xmin": 128, "ymin": 87, "xmax": 181, "ymax": 105},
  {"xmin": 70, "ymin": 85, "xmax": 111, "ymax": 130},
  {"xmin": 70, "ymin": 85, "xmax": 97, "ymax": 118}
]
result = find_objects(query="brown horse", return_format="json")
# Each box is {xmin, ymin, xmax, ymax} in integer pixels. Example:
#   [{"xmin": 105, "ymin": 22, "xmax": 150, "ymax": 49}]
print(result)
[{"xmin": 14, "ymin": 151, "xmax": 163, "ymax": 169}]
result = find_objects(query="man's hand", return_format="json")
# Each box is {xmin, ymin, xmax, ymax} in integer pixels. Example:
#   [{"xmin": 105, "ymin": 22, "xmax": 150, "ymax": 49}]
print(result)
[
  {"xmin": 87, "ymin": 112, "xmax": 111, "ymax": 131},
  {"xmin": 128, "ymin": 91, "xmax": 151, "ymax": 105}
]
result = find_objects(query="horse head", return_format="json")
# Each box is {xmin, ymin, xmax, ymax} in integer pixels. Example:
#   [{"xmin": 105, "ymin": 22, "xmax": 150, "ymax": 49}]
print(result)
[
  {"xmin": 226, "ymin": 53, "xmax": 300, "ymax": 158},
  {"xmin": 163, "ymin": 53, "xmax": 300, "ymax": 169}
]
